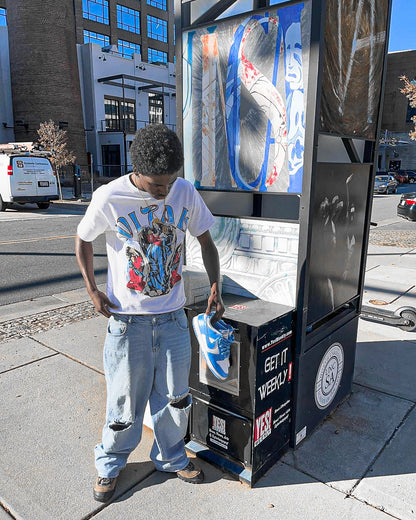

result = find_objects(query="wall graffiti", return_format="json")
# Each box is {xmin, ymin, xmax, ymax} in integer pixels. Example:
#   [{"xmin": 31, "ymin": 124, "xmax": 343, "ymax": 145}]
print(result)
[
  {"xmin": 182, "ymin": 2, "xmax": 310, "ymax": 193},
  {"xmin": 306, "ymin": 164, "xmax": 370, "ymax": 325},
  {"xmin": 186, "ymin": 217, "xmax": 299, "ymax": 307}
]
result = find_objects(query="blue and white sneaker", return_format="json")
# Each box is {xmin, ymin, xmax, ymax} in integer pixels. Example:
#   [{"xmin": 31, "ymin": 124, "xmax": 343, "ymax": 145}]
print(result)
[{"xmin": 192, "ymin": 313, "xmax": 234, "ymax": 380}]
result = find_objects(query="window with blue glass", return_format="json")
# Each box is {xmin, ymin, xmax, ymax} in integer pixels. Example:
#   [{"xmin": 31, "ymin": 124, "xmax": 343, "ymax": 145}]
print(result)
[
  {"xmin": 148, "ymin": 48, "xmax": 167, "ymax": 64},
  {"xmin": 147, "ymin": 0, "xmax": 167, "ymax": 10},
  {"xmin": 84, "ymin": 30, "xmax": 110, "ymax": 46},
  {"xmin": 83, "ymin": 0, "xmax": 109, "ymax": 24},
  {"xmin": 118, "ymin": 39, "xmax": 141, "ymax": 58},
  {"xmin": 117, "ymin": 5, "xmax": 140, "ymax": 34},
  {"xmin": 147, "ymin": 15, "xmax": 167, "ymax": 42},
  {"xmin": 0, "ymin": 8, "xmax": 6, "ymax": 26}
]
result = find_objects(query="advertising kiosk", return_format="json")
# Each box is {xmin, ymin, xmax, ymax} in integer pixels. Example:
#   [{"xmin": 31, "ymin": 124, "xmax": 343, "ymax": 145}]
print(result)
[{"xmin": 175, "ymin": 0, "xmax": 392, "ymax": 485}]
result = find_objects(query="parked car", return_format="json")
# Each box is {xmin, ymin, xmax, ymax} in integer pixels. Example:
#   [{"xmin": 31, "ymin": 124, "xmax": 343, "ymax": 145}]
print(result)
[
  {"xmin": 374, "ymin": 173, "xmax": 398, "ymax": 194},
  {"xmin": 392, "ymin": 170, "xmax": 409, "ymax": 184},
  {"xmin": 397, "ymin": 192, "xmax": 416, "ymax": 221},
  {"xmin": 405, "ymin": 170, "xmax": 416, "ymax": 184}
]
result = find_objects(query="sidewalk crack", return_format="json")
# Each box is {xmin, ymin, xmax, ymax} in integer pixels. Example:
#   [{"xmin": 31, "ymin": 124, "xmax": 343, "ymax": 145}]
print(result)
[
  {"xmin": 347, "ymin": 401, "xmax": 416, "ymax": 497},
  {"xmin": 30, "ymin": 336, "xmax": 104, "ymax": 375},
  {"xmin": 0, "ymin": 352, "xmax": 59, "ymax": 375}
]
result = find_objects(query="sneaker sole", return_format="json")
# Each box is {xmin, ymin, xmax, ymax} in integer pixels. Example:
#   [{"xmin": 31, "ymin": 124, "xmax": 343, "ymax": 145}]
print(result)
[
  {"xmin": 177, "ymin": 469, "xmax": 204, "ymax": 484},
  {"xmin": 93, "ymin": 489, "xmax": 116, "ymax": 503}
]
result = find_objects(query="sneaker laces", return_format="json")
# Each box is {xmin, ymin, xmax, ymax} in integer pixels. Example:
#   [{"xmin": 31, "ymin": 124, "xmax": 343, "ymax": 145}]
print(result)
[
  {"xmin": 217, "ymin": 334, "xmax": 232, "ymax": 359},
  {"xmin": 97, "ymin": 477, "xmax": 113, "ymax": 486},
  {"xmin": 211, "ymin": 317, "xmax": 234, "ymax": 359}
]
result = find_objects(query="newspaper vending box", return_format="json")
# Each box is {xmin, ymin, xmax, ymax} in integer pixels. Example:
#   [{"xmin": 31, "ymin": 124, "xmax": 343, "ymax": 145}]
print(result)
[{"xmin": 186, "ymin": 294, "xmax": 294, "ymax": 486}]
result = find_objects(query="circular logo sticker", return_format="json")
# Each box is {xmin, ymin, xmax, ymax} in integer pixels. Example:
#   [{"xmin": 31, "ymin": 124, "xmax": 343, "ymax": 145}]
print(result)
[{"xmin": 314, "ymin": 342, "xmax": 344, "ymax": 410}]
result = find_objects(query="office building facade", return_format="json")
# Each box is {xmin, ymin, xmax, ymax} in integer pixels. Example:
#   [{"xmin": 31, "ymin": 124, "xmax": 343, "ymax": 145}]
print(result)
[
  {"xmin": 379, "ymin": 50, "xmax": 416, "ymax": 171},
  {"xmin": 0, "ymin": 0, "xmax": 176, "ymax": 179}
]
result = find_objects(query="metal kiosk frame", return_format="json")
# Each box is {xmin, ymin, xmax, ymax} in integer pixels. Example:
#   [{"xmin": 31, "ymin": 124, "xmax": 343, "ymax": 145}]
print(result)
[{"xmin": 174, "ymin": 0, "xmax": 393, "ymax": 485}]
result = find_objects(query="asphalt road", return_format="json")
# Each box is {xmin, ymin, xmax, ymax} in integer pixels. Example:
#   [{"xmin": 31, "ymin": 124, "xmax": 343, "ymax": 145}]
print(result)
[
  {"xmin": 371, "ymin": 182, "xmax": 416, "ymax": 229},
  {"xmin": 0, "ymin": 202, "xmax": 107, "ymax": 307},
  {"xmin": 0, "ymin": 183, "xmax": 414, "ymax": 309}
]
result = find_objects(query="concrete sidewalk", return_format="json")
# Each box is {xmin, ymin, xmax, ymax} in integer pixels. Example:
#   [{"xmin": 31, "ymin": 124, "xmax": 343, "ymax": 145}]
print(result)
[{"xmin": 0, "ymin": 243, "xmax": 415, "ymax": 520}]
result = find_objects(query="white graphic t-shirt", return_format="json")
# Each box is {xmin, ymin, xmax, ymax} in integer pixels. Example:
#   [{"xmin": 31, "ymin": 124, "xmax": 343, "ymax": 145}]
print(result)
[{"xmin": 77, "ymin": 175, "xmax": 215, "ymax": 314}]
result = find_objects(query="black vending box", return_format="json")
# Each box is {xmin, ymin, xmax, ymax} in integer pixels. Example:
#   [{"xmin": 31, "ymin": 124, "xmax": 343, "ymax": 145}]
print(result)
[
  {"xmin": 292, "ymin": 316, "xmax": 359, "ymax": 447},
  {"xmin": 185, "ymin": 294, "xmax": 294, "ymax": 486}
]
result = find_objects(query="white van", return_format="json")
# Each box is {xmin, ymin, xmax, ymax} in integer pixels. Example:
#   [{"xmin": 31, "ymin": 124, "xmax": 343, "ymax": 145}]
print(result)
[{"xmin": 0, "ymin": 144, "xmax": 58, "ymax": 210}]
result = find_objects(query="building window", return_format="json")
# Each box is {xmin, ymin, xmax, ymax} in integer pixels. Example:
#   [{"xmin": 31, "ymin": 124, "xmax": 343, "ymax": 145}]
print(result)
[
  {"xmin": 84, "ymin": 30, "xmax": 110, "ymax": 46},
  {"xmin": 117, "ymin": 5, "xmax": 140, "ymax": 34},
  {"xmin": 102, "ymin": 144, "xmax": 121, "ymax": 176},
  {"xmin": 149, "ymin": 93, "xmax": 164, "ymax": 124},
  {"xmin": 0, "ymin": 8, "xmax": 6, "ymax": 26},
  {"xmin": 148, "ymin": 48, "xmax": 167, "ymax": 64},
  {"xmin": 406, "ymin": 102, "xmax": 416, "ymax": 123},
  {"xmin": 105, "ymin": 99, "xmax": 119, "ymax": 130},
  {"xmin": 147, "ymin": 15, "xmax": 167, "ymax": 42},
  {"xmin": 121, "ymin": 100, "xmax": 136, "ymax": 132},
  {"xmin": 105, "ymin": 98, "xmax": 136, "ymax": 133},
  {"xmin": 82, "ymin": 0, "xmax": 109, "ymax": 24},
  {"xmin": 118, "ymin": 39, "xmax": 141, "ymax": 58},
  {"xmin": 147, "ymin": 0, "xmax": 167, "ymax": 10}
]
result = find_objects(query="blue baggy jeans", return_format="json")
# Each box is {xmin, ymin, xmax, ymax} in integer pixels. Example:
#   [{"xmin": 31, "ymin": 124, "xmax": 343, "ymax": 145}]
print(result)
[{"xmin": 94, "ymin": 309, "xmax": 192, "ymax": 478}]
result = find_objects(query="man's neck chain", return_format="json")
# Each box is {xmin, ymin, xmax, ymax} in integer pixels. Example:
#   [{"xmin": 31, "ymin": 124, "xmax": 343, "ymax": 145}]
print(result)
[{"xmin": 133, "ymin": 175, "xmax": 166, "ymax": 222}]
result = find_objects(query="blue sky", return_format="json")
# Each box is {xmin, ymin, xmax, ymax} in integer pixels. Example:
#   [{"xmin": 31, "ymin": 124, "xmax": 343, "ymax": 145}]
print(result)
[{"xmin": 389, "ymin": 0, "xmax": 416, "ymax": 52}]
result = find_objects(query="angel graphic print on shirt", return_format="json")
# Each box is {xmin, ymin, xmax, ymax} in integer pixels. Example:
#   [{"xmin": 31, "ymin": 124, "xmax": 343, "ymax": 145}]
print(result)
[
  {"xmin": 124, "ymin": 218, "xmax": 182, "ymax": 297},
  {"xmin": 77, "ymin": 175, "xmax": 215, "ymax": 315}
]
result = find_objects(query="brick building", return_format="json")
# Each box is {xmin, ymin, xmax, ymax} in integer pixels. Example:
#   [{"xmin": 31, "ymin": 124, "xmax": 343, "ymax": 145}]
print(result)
[
  {"xmin": 379, "ymin": 49, "xmax": 416, "ymax": 171},
  {"xmin": 0, "ymin": 0, "xmax": 176, "ymax": 179}
]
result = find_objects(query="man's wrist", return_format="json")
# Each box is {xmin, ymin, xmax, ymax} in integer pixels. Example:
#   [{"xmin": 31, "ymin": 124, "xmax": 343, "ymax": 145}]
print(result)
[
  {"xmin": 87, "ymin": 285, "xmax": 99, "ymax": 296},
  {"xmin": 210, "ymin": 281, "xmax": 221, "ymax": 292}
]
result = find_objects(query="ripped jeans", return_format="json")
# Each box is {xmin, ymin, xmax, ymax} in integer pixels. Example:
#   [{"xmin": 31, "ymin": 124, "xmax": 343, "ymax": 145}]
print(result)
[{"xmin": 94, "ymin": 309, "xmax": 192, "ymax": 478}]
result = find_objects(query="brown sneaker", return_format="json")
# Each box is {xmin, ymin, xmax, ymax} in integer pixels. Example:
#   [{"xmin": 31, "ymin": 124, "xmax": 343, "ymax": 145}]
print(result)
[
  {"xmin": 176, "ymin": 461, "xmax": 204, "ymax": 484},
  {"xmin": 93, "ymin": 476, "xmax": 118, "ymax": 502}
]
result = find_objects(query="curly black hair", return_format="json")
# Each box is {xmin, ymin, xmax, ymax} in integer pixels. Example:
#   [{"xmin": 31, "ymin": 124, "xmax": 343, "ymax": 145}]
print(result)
[{"xmin": 129, "ymin": 124, "xmax": 184, "ymax": 176}]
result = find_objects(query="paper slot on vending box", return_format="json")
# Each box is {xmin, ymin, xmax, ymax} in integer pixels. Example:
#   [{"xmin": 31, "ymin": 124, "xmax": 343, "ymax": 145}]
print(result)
[{"xmin": 199, "ymin": 335, "xmax": 240, "ymax": 396}]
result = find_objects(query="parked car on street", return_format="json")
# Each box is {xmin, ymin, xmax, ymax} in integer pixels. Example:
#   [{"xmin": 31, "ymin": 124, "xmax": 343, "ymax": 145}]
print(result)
[
  {"xmin": 397, "ymin": 192, "xmax": 416, "ymax": 221},
  {"xmin": 374, "ymin": 173, "xmax": 398, "ymax": 194},
  {"xmin": 392, "ymin": 170, "xmax": 409, "ymax": 184},
  {"xmin": 405, "ymin": 170, "xmax": 416, "ymax": 184}
]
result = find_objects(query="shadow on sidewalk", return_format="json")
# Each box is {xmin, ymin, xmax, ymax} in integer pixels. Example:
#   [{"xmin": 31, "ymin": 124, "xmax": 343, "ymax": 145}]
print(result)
[{"xmin": 112, "ymin": 459, "xmax": 231, "ymax": 504}]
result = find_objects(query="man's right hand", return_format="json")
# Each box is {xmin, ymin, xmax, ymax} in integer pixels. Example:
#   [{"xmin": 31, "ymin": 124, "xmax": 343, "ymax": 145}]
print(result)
[
  {"xmin": 76, "ymin": 236, "xmax": 118, "ymax": 319},
  {"xmin": 89, "ymin": 289, "xmax": 118, "ymax": 318}
]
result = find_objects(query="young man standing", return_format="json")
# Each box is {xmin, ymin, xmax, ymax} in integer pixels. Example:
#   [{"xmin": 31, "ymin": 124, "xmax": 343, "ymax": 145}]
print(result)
[{"xmin": 75, "ymin": 124, "xmax": 224, "ymax": 502}]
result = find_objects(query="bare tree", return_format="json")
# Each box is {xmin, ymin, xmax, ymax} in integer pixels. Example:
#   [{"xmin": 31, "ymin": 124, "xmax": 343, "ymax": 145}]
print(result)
[
  {"xmin": 400, "ymin": 75, "xmax": 416, "ymax": 141},
  {"xmin": 37, "ymin": 119, "xmax": 76, "ymax": 199}
]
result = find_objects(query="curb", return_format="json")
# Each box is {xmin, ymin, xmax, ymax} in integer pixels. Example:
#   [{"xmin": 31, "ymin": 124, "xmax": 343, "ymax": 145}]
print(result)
[{"xmin": 51, "ymin": 199, "xmax": 90, "ymax": 209}]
